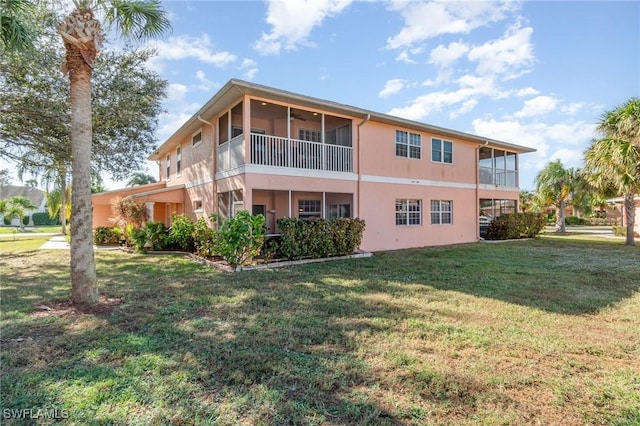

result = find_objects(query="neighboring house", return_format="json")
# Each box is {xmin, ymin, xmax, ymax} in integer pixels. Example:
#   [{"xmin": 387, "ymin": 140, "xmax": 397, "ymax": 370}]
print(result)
[
  {"xmin": 607, "ymin": 196, "xmax": 640, "ymax": 236},
  {"xmin": 0, "ymin": 185, "xmax": 48, "ymax": 226},
  {"xmin": 93, "ymin": 79, "xmax": 535, "ymax": 252}
]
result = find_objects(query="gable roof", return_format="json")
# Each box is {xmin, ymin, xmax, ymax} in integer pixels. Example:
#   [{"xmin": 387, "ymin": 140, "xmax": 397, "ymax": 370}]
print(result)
[
  {"xmin": 150, "ymin": 79, "xmax": 536, "ymax": 160},
  {"xmin": 0, "ymin": 185, "xmax": 46, "ymax": 207}
]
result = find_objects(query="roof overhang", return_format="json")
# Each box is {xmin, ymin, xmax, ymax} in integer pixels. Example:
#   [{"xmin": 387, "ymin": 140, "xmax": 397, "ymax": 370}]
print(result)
[{"xmin": 150, "ymin": 79, "xmax": 537, "ymax": 160}]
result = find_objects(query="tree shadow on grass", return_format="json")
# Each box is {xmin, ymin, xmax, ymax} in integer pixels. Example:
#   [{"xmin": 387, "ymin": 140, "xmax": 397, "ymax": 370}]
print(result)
[{"xmin": 1, "ymin": 252, "xmax": 505, "ymax": 425}]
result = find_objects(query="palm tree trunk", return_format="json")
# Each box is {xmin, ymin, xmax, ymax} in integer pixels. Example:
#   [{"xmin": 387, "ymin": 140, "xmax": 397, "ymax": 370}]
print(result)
[
  {"xmin": 555, "ymin": 201, "xmax": 566, "ymax": 233},
  {"xmin": 60, "ymin": 173, "xmax": 68, "ymax": 235},
  {"xmin": 66, "ymin": 42, "xmax": 98, "ymax": 305},
  {"xmin": 624, "ymin": 193, "xmax": 635, "ymax": 246}
]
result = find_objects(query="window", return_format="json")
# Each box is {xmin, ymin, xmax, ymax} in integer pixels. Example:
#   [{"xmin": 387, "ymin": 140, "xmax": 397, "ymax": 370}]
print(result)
[
  {"xmin": 396, "ymin": 130, "xmax": 421, "ymax": 159},
  {"xmin": 431, "ymin": 200, "xmax": 452, "ymax": 224},
  {"xmin": 328, "ymin": 204, "xmax": 351, "ymax": 219},
  {"xmin": 396, "ymin": 199, "xmax": 421, "ymax": 225},
  {"xmin": 232, "ymin": 125, "xmax": 243, "ymax": 138},
  {"xmin": 165, "ymin": 154, "xmax": 170, "ymax": 180},
  {"xmin": 193, "ymin": 200, "xmax": 203, "ymax": 212},
  {"xmin": 432, "ymin": 138, "xmax": 453, "ymax": 164},
  {"xmin": 298, "ymin": 199, "xmax": 321, "ymax": 219},
  {"xmin": 299, "ymin": 129, "xmax": 321, "ymax": 142},
  {"xmin": 192, "ymin": 131, "xmax": 202, "ymax": 146},
  {"xmin": 176, "ymin": 146, "xmax": 182, "ymax": 176}
]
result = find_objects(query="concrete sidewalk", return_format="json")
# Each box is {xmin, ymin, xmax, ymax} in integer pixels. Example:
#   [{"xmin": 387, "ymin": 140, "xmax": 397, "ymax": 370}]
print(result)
[{"xmin": 39, "ymin": 235, "xmax": 72, "ymax": 250}]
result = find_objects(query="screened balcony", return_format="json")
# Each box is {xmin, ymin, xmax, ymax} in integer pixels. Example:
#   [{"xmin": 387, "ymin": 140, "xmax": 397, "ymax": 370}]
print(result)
[
  {"xmin": 216, "ymin": 100, "xmax": 354, "ymax": 174},
  {"xmin": 479, "ymin": 147, "xmax": 518, "ymax": 187}
]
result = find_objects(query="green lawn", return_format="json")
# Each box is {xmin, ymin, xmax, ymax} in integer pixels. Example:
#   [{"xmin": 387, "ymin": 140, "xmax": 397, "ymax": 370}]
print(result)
[
  {"xmin": 1, "ymin": 236, "xmax": 639, "ymax": 425},
  {"xmin": 0, "ymin": 225, "xmax": 62, "ymax": 235}
]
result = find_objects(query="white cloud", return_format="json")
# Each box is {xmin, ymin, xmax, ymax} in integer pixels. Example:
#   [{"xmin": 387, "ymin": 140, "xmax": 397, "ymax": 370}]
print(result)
[
  {"xmin": 395, "ymin": 50, "xmax": 416, "ymax": 64},
  {"xmin": 561, "ymin": 102, "xmax": 584, "ymax": 115},
  {"xmin": 513, "ymin": 95, "xmax": 558, "ymax": 118},
  {"xmin": 379, "ymin": 79, "xmax": 408, "ymax": 98},
  {"xmin": 386, "ymin": 1, "xmax": 518, "ymax": 49},
  {"xmin": 254, "ymin": 0, "xmax": 352, "ymax": 55},
  {"xmin": 514, "ymin": 87, "xmax": 540, "ymax": 97},
  {"xmin": 429, "ymin": 41, "xmax": 470, "ymax": 68},
  {"xmin": 166, "ymin": 83, "xmax": 189, "ymax": 102},
  {"xmin": 467, "ymin": 25, "xmax": 535, "ymax": 76},
  {"xmin": 195, "ymin": 70, "xmax": 215, "ymax": 91},
  {"xmin": 239, "ymin": 59, "xmax": 259, "ymax": 80},
  {"xmin": 148, "ymin": 34, "xmax": 236, "ymax": 67}
]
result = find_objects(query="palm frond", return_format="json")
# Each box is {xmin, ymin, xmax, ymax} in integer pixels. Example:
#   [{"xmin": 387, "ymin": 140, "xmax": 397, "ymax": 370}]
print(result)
[{"xmin": 102, "ymin": 0, "xmax": 170, "ymax": 41}]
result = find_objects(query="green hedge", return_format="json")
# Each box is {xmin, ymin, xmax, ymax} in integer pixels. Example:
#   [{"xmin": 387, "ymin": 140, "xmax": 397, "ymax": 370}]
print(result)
[
  {"xmin": 94, "ymin": 226, "xmax": 123, "ymax": 245},
  {"xmin": 32, "ymin": 212, "xmax": 61, "ymax": 226},
  {"xmin": 565, "ymin": 216, "xmax": 586, "ymax": 226},
  {"xmin": 485, "ymin": 213, "xmax": 545, "ymax": 240},
  {"xmin": 277, "ymin": 217, "xmax": 365, "ymax": 260}
]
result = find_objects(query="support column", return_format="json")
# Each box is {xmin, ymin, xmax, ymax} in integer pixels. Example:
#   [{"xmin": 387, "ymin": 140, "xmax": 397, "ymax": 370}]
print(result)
[{"xmin": 145, "ymin": 201, "xmax": 155, "ymax": 222}]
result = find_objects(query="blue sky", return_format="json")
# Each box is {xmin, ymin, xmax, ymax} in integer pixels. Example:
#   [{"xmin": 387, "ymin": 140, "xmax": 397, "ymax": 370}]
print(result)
[{"xmin": 4, "ymin": 1, "xmax": 639, "ymax": 191}]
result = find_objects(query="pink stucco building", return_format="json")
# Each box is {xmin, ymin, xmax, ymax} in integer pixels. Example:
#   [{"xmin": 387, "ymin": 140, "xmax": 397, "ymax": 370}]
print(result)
[{"xmin": 93, "ymin": 79, "xmax": 535, "ymax": 252}]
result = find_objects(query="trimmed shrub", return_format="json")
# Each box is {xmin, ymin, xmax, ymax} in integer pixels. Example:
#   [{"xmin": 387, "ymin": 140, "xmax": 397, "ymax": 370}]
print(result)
[
  {"xmin": 22, "ymin": 215, "xmax": 30, "ymax": 226},
  {"xmin": 485, "ymin": 213, "xmax": 545, "ymax": 240},
  {"xmin": 3, "ymin": 216, "xmax": 11, "ymax": 226},
  {"xmin": 32, "ymin": 212, "xmax": 60, "ymax": 226},
  {"xmin": 94, "ymin": 226, "xmax": 122, "ymax": 245},
  {"xmin": 565, "ymin": 216, "xmax": 586, "ymax": 226},
  {"xmin": 277, "ymin": 217, "xmax": 366, "ymax": 260}
]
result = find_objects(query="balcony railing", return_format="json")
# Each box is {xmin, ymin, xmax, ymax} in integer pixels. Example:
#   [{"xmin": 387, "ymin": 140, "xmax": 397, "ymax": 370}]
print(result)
[
  {"xmin": 480, "ymin": 167, "xmax": 517, "ymax": 187},
  {"xmin": 250, "ymin": 133, "xmax": 353, "ymax": 173}
]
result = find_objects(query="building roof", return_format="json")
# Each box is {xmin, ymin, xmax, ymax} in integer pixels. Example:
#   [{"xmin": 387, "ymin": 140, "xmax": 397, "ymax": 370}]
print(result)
[
  {"xmin": 0, "ymin": 185, "xmax": 45, "ymax": 207},
  {"xmin": 150, "ymin": 79, "xmax": 536, "ymax": 160}
]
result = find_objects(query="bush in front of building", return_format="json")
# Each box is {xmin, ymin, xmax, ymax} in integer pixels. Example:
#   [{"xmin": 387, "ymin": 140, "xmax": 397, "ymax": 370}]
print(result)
[
  {"xmin": 485, "ymin": 213, "xmax": 545, "ymax": 240},
  {"xmin": 32, "ymin": 212, "xmax": 61, "ymax": 226},
  {"xmin": 565, "ymin": 216, "xmax": 586, "ymax": 226},
  {"xmin": 215, "ymin": 210, "xmax": 265, "ymax": 268},
  {"xmin": 94, "ymin": 226, "xmax": 123, "ymax": 245},
  {"xmin": 277, "ymin": 217, "xmax": 366, "ymax": 260}
]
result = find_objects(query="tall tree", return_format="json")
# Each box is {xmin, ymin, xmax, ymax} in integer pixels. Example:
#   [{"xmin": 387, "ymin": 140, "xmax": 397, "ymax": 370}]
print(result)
[
  {"xmin": 59, "ymin": 0, "xmax": 169, "ymax": 305},
  {"xmin": 597, "ymin": 98, "xmax": 640, "ymax": 149},
  {"xmin": 126, "ymin": 172, "xmax": 156, "ymax": 187},
  {"xmin": 535, "ymin": 160, "xmax": 578, "ymax": 233},
  {"xmin": 1, "ymin": 0, "xmax": 170, "ymax": 305},
  {"xmin": 583, "ymin": 137, "xmax": 640, "ymax": 246}
]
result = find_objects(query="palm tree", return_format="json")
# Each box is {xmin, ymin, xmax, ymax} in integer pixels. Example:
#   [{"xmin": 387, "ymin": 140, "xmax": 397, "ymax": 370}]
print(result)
[
  {"xmin": 518, "ymin": 190, "xmax": 536, "ymax": 213},
  {"xmin": 126, "ymin": 172, "xmax": 156, "ymax": 187},
  {"xmin": 56, "ymin": 1, "xmax": 170, "ymax": 305},
  {"xmin": 535, "ymin": 160, "xmax": 576, "ymax": 232},
  {"xmin": 583, "ymin": 137, "xmax": 639, "ymax": 246},
  {"xmin": 2, "ymin": 195, "xmax": 37, "ymax": 228},
  {"xmin": 0, "ymin": 0, "xmax": 33, "ymax": 50},
  {"xmin": 597, "ymin": 98, "xmax": 640, "ymax": 148}
]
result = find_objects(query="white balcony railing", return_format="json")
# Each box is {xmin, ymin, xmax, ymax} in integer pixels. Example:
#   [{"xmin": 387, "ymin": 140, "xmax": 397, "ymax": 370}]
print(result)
[{"xmin": 250, "ymin": 133, "xmax": 353, "ymax": 173}]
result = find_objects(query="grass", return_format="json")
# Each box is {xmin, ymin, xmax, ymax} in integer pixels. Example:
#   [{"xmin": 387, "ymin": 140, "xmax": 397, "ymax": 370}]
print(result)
[
  {"xmin": 0, "ymin": 225, "xmax": 62, "ymax": 235},
  {"xmin": 1, "ymin": 235, "xmax": 639, "ymax": 425}
]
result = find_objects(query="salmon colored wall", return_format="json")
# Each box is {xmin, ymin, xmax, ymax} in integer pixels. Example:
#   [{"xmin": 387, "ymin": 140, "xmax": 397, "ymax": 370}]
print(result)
[
  {"xmin": 358, "ymin": 181, "xmax": 477, "ymax": 252},
  {"xmin": 359, "ymin": 122, "xmax": 478, "ymax": 184},
  {"xmin": 244, "ymin": 173, "xmax": 357, "ymax": 193},
  {"xmin": 93, "ymin": 205, "xmax": 113, "ymax": 228}
]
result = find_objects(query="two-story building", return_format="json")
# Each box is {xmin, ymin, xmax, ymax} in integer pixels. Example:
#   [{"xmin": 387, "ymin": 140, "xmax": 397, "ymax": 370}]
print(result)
[{"xmin": 93, "ymin": 79, "xmax": 535, "ymax": 252}]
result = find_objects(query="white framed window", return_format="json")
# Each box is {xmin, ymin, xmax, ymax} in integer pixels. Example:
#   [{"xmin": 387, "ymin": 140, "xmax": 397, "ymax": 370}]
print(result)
[
  {"xmin": 431, "ymin": 200, "xmax": 453, "ymax": 224},
  {"xmin": 192, "ymin": 130, "xmax": 202, "ymax": 147},
  {"xmin": 165, "ymin": 154, "xmax": 170, "ymax": 180},
  {"xmin": 396, "ymin": 130, "xmax": 421, "ymax": 159},
  {"xmin": 298, "ymin": 199, "xmax": 321, "ymax": 219},
  {"xmin": 193, "ymin": 200, "xmax": 203, "ymax": 212},
  {"xmin": 432, "ymin": 138, "xmax": 453, "ymax": 164},
  {"xmin": 299, "ymin": 128, "xmax": 321, "ymax": 142},
  {"xmin": 176, "ymin": 145, "xmax": 182, "ymax": 176},
  {"xmin": 396, "ymin": 199, "xmax": 421, "ymax": 225}
]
